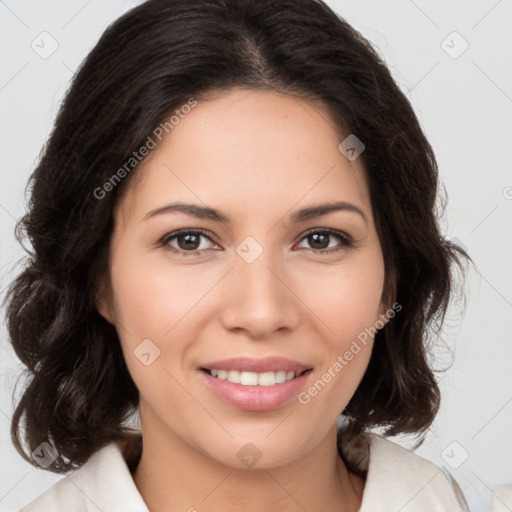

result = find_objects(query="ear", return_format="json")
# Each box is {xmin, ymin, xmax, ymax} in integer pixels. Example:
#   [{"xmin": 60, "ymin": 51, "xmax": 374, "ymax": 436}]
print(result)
[{"xmin": 95, "ymin": 273, "xmax": 115, "ymax": 325}]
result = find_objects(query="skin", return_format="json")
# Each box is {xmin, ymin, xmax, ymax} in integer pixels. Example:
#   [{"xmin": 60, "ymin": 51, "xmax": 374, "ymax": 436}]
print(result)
[{"xmin": 98, "ymin": 88, "xmax": 391, "ymax": 512}]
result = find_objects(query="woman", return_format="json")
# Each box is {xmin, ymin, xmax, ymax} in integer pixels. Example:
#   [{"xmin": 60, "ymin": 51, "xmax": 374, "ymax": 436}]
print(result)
[{"xmin": 6, "ymin": 0, "xmax": 470, "ymax": 510}]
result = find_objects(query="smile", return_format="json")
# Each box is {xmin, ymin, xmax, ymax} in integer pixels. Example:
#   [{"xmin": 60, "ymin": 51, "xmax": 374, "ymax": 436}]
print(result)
[
  {"xmin": 199, "ymin": 357, "xmax": 313, "ymax": 411},
  {"xmin": 205, "ymin": 369, "xmax": 306, "ymax": 386}
]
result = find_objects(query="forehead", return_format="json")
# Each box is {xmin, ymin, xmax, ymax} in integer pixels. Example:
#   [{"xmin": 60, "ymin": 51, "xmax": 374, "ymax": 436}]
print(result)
[{"xmin": 115, "ymin": 88, "xmax": 372, "ymax": 225}]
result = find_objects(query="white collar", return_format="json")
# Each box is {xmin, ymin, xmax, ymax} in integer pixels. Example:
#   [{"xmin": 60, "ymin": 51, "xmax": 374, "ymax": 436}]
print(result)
[{"xmin": 22, "ymin": 433, "xmax": 468, "ymax": 511}]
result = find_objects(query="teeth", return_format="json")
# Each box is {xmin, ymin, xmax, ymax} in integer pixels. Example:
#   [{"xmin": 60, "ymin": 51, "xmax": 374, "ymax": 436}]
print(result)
[
  {"xmin": 258, "ymin": 372, "xmax": 276, "ymax": 386},
  {"xmin": 227, "ymin": 370, "xmax": 241, "ymax": 384},
  {"xmin": 208, "ymin": 369, "xmax": 300, "ymax": 386},
  {"xmin": 275, "ymin": 371, "xmax": 287, "ymax": 383},
  {"xmin": 240, "ymin": 371, "xmax": 258, "ymax": 386}
]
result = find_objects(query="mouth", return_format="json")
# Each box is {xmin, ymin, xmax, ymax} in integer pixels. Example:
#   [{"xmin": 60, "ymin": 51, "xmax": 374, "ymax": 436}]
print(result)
[
  {"xmin": 198, "ymin": 357, "xmax": 313, "ymax": 411},
  {"xmin": 201, "ymin": 368, "xmax": 311, "ymax": 386}
]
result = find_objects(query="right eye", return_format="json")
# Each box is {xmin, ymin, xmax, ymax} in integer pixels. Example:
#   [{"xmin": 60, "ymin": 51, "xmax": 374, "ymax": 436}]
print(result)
[{"xmin": 160, "ymin": 229, "xmax": 220, "ymax": 256}]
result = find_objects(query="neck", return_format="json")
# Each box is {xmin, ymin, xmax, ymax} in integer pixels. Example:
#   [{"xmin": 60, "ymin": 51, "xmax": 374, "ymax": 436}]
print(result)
[{"xmin": 132, "ymin": 411, "xmax": 364, "ymax": 512}]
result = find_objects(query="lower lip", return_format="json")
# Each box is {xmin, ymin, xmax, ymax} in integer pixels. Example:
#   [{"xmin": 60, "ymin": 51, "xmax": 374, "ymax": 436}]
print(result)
[{"xmin": 199, "ymin": 370, "xmax": 311, "ymax": 412}]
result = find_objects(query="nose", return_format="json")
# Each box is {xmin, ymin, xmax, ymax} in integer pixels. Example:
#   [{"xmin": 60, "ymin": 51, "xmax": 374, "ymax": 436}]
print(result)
[{"xmin": 219, "ymin": 248, "xmax": 302, "ymax": 340}]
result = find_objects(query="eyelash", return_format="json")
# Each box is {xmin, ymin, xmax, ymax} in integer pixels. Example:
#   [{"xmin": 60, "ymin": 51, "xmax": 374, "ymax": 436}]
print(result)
[{"xmin": 159, "ymin": 228, "xmax": 354, "ymax": 257}]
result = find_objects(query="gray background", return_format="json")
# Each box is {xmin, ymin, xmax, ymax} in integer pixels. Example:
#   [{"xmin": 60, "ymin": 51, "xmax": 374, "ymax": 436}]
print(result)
[{"xmin": 1, "ymin": 1, "xmax": 511, "ymax": 511}]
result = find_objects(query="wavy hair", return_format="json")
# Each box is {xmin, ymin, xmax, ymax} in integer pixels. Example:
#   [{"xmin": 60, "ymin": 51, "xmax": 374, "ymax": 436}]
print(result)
[{"xmin": 5, "ymin": 0, "xmax": 469, "ymax": 472}]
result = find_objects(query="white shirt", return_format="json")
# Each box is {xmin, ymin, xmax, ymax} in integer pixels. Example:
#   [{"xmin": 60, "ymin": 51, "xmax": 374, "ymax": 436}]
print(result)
[{"xmin": 21, "ymin": 433, "xmax": 468, "ymax": 511}]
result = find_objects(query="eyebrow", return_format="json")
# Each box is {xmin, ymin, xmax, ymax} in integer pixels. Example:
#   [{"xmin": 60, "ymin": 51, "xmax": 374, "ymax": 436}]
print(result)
[{"xmin": 143, "ymin": 201, "xmax": 368, "ymax": 226}]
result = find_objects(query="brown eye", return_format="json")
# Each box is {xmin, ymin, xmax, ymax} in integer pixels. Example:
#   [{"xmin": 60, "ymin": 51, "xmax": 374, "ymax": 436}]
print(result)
[
  {"xmin": 162, "ymin": 230, "xmax": 216, "ymax": 255},
  {"xmin": 296, "ymin": 229, "xmax": 353, "ymax": 254},
  {"xmin": 307, "ymin": 232, "xmax": 330, "ymax": 250},
  {"xmin": 176, "ymin": 233, "xmax": 202, "ymax": 250}
]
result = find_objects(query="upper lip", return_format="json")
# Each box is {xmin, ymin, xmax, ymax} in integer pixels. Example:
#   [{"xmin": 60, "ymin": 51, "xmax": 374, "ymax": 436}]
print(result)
[{"xmin": 201, "ymin": 357, "xmax": 312, "ymax": 374}]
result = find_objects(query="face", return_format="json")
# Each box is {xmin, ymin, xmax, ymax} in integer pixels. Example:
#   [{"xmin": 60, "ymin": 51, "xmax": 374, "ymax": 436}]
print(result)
[{"xmin": 98, "ymin": 88, "xmax": 389, "ymax": 469}]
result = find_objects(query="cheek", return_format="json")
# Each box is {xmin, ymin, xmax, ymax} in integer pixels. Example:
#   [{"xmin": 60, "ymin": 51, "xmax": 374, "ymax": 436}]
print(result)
[
  {"xmin": 294, "ymin": 250, "xmax": 385, "ymax": 404},
  {"xmin": 297, "ymin": 273, "xmax": 379, "ymax": 415},
  {"xmin": 107, "ymin": 248, "xmax": 232, "ymax": 401},
  {"xmin": 299, "ymin": 252, "xmax": 385, "ymax": 344},
  {"xmin": 107, "ymin": 253, "xmax": 190, "ymax": 383},
  {"xmin": 107, "ymin": 256, "xmax": 200, "ymax": 411},
  {"xmin": 110, "ymin": 251, "xmax": 217, "ymax": 342}
]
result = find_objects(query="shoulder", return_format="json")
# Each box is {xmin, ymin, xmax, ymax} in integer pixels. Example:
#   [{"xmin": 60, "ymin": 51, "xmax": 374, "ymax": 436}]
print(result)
[
  {"xmin": 359, "ymin": 433, "xmax": 469, "ymax": 511},
  {"xmin": 20, "ymin": 443, "xmax": 149, "ymax": 512},
  {"xmin": 22, "ymin": 433, "xmax": 468, "ymax": 511}
]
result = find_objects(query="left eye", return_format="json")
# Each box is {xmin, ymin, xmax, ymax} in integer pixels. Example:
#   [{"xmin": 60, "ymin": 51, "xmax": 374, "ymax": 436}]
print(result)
[{"xmin": 295, "ymin": 229, "xmax": 352, "ymax": 253}]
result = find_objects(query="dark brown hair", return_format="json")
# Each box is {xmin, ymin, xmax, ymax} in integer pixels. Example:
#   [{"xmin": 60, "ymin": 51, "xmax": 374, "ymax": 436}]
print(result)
[{"xmin": 5, "ymin": 0, "xmax": 469, "ymax": 472}]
